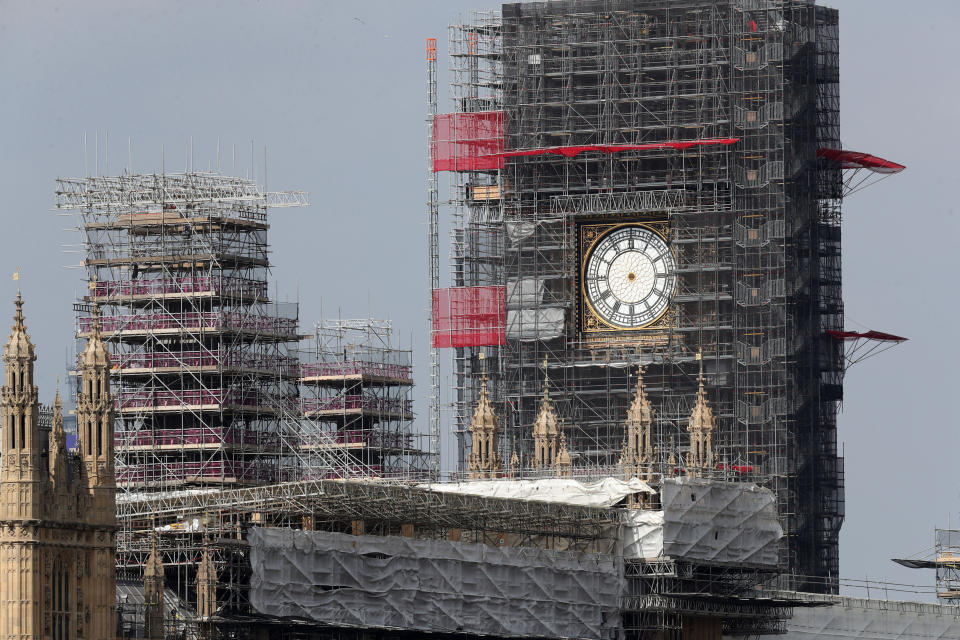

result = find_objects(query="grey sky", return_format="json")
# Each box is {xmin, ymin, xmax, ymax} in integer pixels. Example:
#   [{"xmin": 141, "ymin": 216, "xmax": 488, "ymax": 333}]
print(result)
[{"xmin": 0, "ymin": 0, "xmax": 956, "ymax": 599}]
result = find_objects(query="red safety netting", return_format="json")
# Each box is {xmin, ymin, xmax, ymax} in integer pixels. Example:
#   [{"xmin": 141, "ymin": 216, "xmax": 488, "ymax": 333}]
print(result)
[
  {"xmin": 431, "ymin": 112, "xmax": 505, "ymax": 172},
  {"xmin": 498, "ymin": 138, "xmax": 740, "ymax": 158},
  {"xmin": 432, "ymin": 286, "xmax": 506, "ymax": 348}
]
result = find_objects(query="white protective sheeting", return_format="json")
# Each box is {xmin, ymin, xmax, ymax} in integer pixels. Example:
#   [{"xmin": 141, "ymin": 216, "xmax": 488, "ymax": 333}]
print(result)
[
  {"xmin": 506, "ymin": 278, "xmax": 545, "ymax": 309},
  {"xmin": 505, "ymin": 308, "xmax": 566, "ymax": 341},
  {"xmin": 781, "ymin": 594, "xmax": 960, "ymax": 640},
  {"xmin": 660, "ymin": 477, "xmax": 782, "ymax": 567},
  {"xmin": 505, "ymin": 220, "xmax": 538, "ymax": 245},
  {"xmin": 249, "ymin": 527, "xmax": 623, "ymax": 640},
  {"xmin": 620, "ymin": 509, "xmax": 665, "ymax": 559},
  {"xmin": 422, "ymin": 476, "xmax": 655, "ymax": 508}
]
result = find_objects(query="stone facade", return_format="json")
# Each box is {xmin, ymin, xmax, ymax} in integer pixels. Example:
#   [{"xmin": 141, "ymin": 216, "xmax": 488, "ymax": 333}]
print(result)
[{"xmin": 0, "ymin": 294, "xmax": 116, "ymax": 640}]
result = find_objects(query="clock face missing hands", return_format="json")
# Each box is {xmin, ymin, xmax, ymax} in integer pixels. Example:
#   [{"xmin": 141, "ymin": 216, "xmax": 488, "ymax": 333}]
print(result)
[{"xmin": 583, "ymin": 225, "xmax": 676, "ymax": 329}]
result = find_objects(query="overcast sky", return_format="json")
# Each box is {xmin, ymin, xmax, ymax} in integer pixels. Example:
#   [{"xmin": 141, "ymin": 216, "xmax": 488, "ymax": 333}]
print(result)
[{"xmin": 1, "ymin": 0, "xmax": 957, "ymax": 600}]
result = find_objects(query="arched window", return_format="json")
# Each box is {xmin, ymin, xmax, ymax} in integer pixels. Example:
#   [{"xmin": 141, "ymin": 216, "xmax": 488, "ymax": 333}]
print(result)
[{"xmin": 51, "ymin": 558, "xmax": 70, "ymax": 640}]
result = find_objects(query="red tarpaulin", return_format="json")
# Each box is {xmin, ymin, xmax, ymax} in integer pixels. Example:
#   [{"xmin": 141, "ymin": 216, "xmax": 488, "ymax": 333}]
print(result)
[
  {"xmin": 817, "ymin": 148, "xmax": 905, "ymax": 174},
  {"xmin": 431, "ymin": 112, "xmax": 505, "ymax": 172},
  {"xmin": 432, "ymin": 286, "xmax": 506, "ymax": 348},
  {"xmin": 827, "ymin": 328, "xmax": 907, "ymax": 368},
  {"xmin": 497, "ymin": 138, "xmax": 740, "ymax": 158},
  {"xmin": 826, "ymin": 329, "xmax": 907, "ymax": 342}
]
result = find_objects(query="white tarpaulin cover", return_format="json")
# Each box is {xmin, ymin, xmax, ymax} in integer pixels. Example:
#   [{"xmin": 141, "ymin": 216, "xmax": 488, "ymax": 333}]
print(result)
[
  {"xmin": 506, "ymin": 308, "xmax": 566, "ymax": 341},
  {"xmin": 620, "ymin": 509, "xmax": 665, "ymax": 559},
  {"xmin": 249, "ymin": 527, "xmax": 623, "ymax": 639},
  {"xmin": 422, "ymin": 476, "xmax": 655, "ymax": 507},
  {"xmin": 505, "ymin": 220, "xmax": 538, "ymax": 244},
  {"xmin": 660, "ymin": 476, "xmax": 782, "ymax": 567},
  {"xmin": 782, "ymin": 594, "xmax": 960, "ymax": 640},
  {"xmin": 506, "ymin": 278, "xmax": 545, "ymax": 309}
]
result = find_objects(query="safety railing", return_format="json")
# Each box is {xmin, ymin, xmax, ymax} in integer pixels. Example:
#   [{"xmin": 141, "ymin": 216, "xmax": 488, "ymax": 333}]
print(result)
[
  {"xmin": 301, "ymin": 395, "xmax": 412, "ymax": 415},
  {"xmin": 115, "ymin": 427, "xmax": 281, "ymax": 449},
  {"xmin": 300, "ymin": 361, "xmax": 411, "ymax": 380},
  {"xmin": 106, "ymin": 350, "xmax": 298, "ymax": 376},
  {"xmin": 79, "ymin": 311, "xmax": 297, "ymax": 337},
  {"xmin": 89, "ymin": 276, "xmax": 267, "ymax": 299},
  {"xmin": 116, "ymin": 389, "xmax": 296, "ymax": 411},
  {"xmin": 116, "ymin": 460, "xmax": 273, "ymax": 485}
]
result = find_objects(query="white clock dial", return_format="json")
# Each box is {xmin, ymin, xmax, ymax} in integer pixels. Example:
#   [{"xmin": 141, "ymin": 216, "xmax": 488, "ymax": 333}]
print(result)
[{"xmin": 583, "ymin": 225, "xmax": 676, "ymax": 329}]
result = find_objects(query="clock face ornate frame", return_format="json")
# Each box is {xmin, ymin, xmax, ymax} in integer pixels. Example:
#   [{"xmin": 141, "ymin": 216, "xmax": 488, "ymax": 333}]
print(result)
[{"xmin": 579, "ymin": 220, "xmax": 676, "ymax": 334}]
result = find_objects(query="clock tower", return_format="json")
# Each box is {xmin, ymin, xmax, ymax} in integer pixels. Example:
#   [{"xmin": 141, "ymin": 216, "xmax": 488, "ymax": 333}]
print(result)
[{"xmin": 442, "ymin": 0, "xmax": 848, "ymax": 591}]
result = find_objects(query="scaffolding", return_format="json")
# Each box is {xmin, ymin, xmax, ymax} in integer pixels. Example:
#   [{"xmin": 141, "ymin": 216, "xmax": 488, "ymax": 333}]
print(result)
[
  {"xmin": 57, "ymin": 171, "xmax": 367, "ymax": 491},
  {"xmin": 432, "ymin": 0, "xmax": 847, "ymax": 593},
  {"xmin": 111, "ymin": 475, "xmax": 797, "ymax": 639},
  {"xmin": 299, "ymin": 319, "xmax": 434, "ymax": 480}
]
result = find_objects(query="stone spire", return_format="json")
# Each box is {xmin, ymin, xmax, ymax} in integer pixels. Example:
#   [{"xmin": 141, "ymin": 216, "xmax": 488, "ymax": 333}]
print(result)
[
  {"xmin": 509, "ymin": 438, "xmax": 520, "ymax": 477},
  {"xmin": 532, "ymin": 357, "xmax": 561, "ymax": 471},
  {"xmin": 143, "ymin": 531, "xmax": 166, "ymax": 640},
  {"xmin": 619, "ymin": 364, "xmax": 655, "ymax": 481},
  {"xmin": 467, "ymin": 352, "xmax": 502, "ymax": 479},
  {"xmin": 49, "ymin": 382, "xmax": 68, "ymax": 486},
  {"xmin": 196, "ymin": 533, "xmax": 217, "ymax": 621},
  {"xmin": 686, "ymin": 352, "xmax": 716, "ymax": 477},
  {"xmin": 555, "ymin": 431, "xmax": 572, "ymax": 478},
  {"xmin": 4, "ymin": 291, "xmax": 35, "ymax": 362}
]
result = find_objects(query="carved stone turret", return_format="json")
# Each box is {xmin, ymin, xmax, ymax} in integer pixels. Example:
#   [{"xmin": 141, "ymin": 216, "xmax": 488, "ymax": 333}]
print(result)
[
  {"xmin": 467, "ymin": 353, "xmax": 502, "ymax": 479},
  {"xmin": 532, "ymin": 358, "xmax": 561, "ymax": 471},
  {"xmin": 686, "ymin": 353, "xmax": 716, "ymax": 477},
  {"xmin": 144, "ymin": 532, "xmax": 166, "ymax": 639},
  {"xmin": 77, "ymin": 304, "xmax": 116, "ymax": 525},
  {"xmin": 619, "ymin": 364, "xmax": 655, "ymax": 481},
  {"xmin": 509, "ymin": 438, "xmax": 520, "ymax": 478},
  {"xmin": 48, "ymin": 385, "xmax": 69, "ymax": 491},
  {"xmin": 556, "ymin": 432, "xmax": 572, "ymax": 478},
  {"xmin": 197, "ymin": 535, "xmax": 218, "ymax": 621},
  {"xmin": 1, "ymin": 292, "xmax": 42, "ymax": 494}
]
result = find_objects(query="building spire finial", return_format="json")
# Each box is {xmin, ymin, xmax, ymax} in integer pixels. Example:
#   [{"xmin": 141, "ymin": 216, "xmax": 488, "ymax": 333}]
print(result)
[
  {"xmin": 12, "ymin": 290, "xmax": 24, "ymax": 333},
  {"xmin": 542, "ymin": 355, "xmax": 550, "ymax": 402},
  {"xmin": 91, "ymin": 302, "xmax": 102, "ymax": 337}
]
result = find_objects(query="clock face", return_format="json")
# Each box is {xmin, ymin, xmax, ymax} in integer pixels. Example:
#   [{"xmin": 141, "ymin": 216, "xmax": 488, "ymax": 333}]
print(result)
[{"xmin": 583, "ymin": 225, "xmax": 676, "ymax": 329}]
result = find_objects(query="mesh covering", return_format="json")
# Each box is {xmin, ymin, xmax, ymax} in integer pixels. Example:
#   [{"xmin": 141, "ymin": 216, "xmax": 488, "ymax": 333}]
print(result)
[
  {"xmin": 660, "ymin": 477, "xmax": 782, "ymax": 567},
  {"xmin": 784, "ymin": 594, "xmax": 960, "ymax": 639},
  {"xmin": 431, "ymin": 112, "xmax": 505, "ymax": 172},
  {"xmin": 249, "ymin": 527, "xmax": 622, "ymax": 639},
  {"xmin": 432, "ymin": 286, "xmax": 506, "ymax": 348},
  {"xmin": 620, "ymin": 510, "xmax": 665, "ymax": 559},
  {"xmin": 506, "ymin": 278, "xmax": 546, "ymax": 309},
  {"xmin": 505, "ymin": 308, "xmax": 566, "ymax": 341}
]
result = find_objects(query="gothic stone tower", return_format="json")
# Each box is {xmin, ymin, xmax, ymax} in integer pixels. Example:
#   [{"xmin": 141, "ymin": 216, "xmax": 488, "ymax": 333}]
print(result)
[{"xmin": 0, "ymin": 294, "xmax": 117, "ymax": 640}]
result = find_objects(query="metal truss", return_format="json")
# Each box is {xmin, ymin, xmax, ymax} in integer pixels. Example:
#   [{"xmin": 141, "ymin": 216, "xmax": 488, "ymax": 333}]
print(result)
[{"xmin": 55, "ymin": 172, "xmax": 308, "ymax": 210}]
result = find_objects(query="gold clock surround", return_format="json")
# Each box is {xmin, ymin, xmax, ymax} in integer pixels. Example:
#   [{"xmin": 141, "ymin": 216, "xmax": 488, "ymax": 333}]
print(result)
[{"xmin": 579, "ymin": 219, "xmax": 675, "ymax": 336}]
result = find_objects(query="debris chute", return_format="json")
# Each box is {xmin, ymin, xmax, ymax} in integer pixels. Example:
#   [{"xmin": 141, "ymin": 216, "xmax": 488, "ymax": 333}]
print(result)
[
  {"xmin": 826, "ymin": 328, "xmax": 907, "ymax": 368},
  {"xmin": 817, "ymin": 148, "xmax": 905, "ymax": 197}
]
